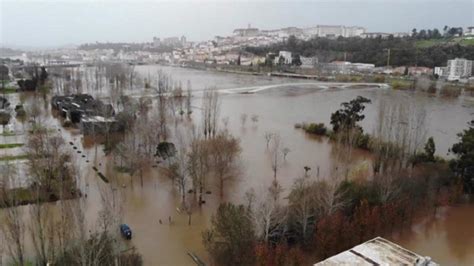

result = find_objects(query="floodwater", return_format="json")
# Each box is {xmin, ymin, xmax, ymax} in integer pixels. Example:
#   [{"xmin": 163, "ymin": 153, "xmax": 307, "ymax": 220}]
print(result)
[
  {"xmin": 0, "ymin": 65, "xmax": 473, "ymax": 265},
  {"xmin": 394, "ymin": 205, "xmax": 474, "ymax": 265}
]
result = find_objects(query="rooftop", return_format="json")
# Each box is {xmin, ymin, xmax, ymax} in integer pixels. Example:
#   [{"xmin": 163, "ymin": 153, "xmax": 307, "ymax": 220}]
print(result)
[{"xmin": 315, "ymin": 237, "xmax": 438, "ymax": 266}]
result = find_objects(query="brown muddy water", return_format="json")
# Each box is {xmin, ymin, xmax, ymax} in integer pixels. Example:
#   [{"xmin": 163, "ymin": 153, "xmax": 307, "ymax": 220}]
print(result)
[{"xmin": 0, "ymin": 65, "xmax": 473, "ymax": 265}]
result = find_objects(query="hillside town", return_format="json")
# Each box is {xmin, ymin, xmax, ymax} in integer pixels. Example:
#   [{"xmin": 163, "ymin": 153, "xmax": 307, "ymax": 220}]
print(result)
[{"xmin": 2, "ymin": 24, "xmax": 474, "ymax": 85}]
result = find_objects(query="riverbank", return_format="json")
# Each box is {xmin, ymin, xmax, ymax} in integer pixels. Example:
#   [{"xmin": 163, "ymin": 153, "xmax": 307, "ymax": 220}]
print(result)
[{"xmin": 173, "ymin": 63, "xmax": 474, "ymax": 97}]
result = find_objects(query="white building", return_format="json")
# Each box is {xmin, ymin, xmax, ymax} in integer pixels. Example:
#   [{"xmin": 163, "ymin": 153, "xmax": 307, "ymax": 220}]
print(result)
[
  {"xmin": 233, "ymin": 25, "xmax": 259, "ymax": 37},
  {"xmin": 393, "ymin": 32, "xmax": 410, "ymax": 38},
  {"xmin": 361, "ymin": 32, "xmax": 391, "ymax": 39},
  {"xmin": 434, "ymin": 66, "xmax": 447, "ymax": 77},
  {"xmin": 300, "ymin": 56, "xmax": 318, "ymax": 68},
  {"xmin": 465, "ymin": 26, "xmax": 474, "ymax": 37},
  {"xmin": 315, "ymin": 237, "xmax": 437, "ymax": 266},
  {"xmin": 304, "ymin": 25, "xmax": 366, "ymax": 38},
  {"xmin": 153, "ymin": 37, "xmax": 161, "ymax": 48},
  {"xmin": 446, "ymin": 58, "xmax": 473, "ymax": 81}
]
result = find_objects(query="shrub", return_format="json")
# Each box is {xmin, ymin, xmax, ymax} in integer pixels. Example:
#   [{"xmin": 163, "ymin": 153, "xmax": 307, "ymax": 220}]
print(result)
[
  {"xmin": 427, "ymin": 83, "xmax": 437, "ymax": 94},
  {"xmin": 440, "ymin": 85, "xmax": 461, "ymax": 97},
  {"xmin": 356, "ymin": 133, "xmax": 371, "ymax": 150},
  {"xmin": 303, "ymin": 123, "xmax": 327, "ymax": 136},
  {"xmin": 391, "ymin": 80, "xmax": 413, "ymax": 90},
  {"xmin": 373, "ymin": 75, "xmax": 385, "ymax": 83}
]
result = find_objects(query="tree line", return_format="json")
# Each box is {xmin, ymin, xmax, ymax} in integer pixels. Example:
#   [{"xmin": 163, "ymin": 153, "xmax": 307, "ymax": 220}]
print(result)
[{"xmin": 245, "ymin": 35, "xmax": 474, "ymax": 68}]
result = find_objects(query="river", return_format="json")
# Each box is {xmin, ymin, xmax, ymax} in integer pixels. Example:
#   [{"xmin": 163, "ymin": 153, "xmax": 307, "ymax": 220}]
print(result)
[{"xmin": 1, "ymin": 65, "xmax": 473, "ymax": 265}]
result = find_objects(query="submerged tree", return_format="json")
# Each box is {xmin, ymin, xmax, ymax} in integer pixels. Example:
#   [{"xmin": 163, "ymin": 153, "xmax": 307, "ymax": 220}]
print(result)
[
  {"xmin": 450, "ymin": 120, "xmax": 474, "ymax": 193},
  {"xmin": 209, "ymin": 132, "xmax": 241, "ymax": 198},
  {"xmin": 202, "ymin": 203, "xmax": 255, "ymax": 266},
  {"xmin": 202, "ymin": 88, "xmax": 220, "ymax": 138},
  {"xmin": 1, "ymin": 162, "xmax": 26, "ymax": 266},
  {"xmin": 330, "ymin": 96, "xmax": 371, "ymax": 133}
]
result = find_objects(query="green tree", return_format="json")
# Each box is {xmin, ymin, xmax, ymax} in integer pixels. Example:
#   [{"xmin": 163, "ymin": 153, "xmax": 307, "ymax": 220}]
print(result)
[
  {"xmin": 278, "ymin": 56, "xmax": 285, "ymax": 66},
  {"xmin": 432, "ymin": 28, "xmax": 442, "ymax": 39},
  {"xmin": 202, "ymin": 203, "xmax": 255, "ymax": 266},
  {"xmin": 292, "ymin": 54, "xmax": 302, "ymax": 66},
  {"xmin": 287, "ymin": 35, "xmax": 298, "ymax": 51},
  {"xmin": 330, "ymin": 96, "xmax": 371, "ymax": 133},
  {"xmin": 424, "ymin": 137, "xmax": 436, "ymax": 162},
  {"xmin": 450, "ymin": 121, "xmax": 474, "ymax": 193}
]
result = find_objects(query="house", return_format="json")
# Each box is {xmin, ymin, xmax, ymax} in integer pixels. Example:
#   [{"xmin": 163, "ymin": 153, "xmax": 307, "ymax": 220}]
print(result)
[
  {"xmin": 465, "ymin": 26, "xmax": 474, "ymax": 37},
  {"xmin": 81, "ymin": 115, "xmax": 119, "ymax": 135},
  {"xmin": 300, "ymin": 56, "xmax": 319, "ymax": 68},
  {"xmin": 51, "ymin": 94, "xmax": 115, "ymax": 124},
  {"xmin": 351, "ymin": 63, "xmax": 375, "ymax": 72},
  {"xmin": 315, "ymin": 237, "xmax": 437, "ymax": 266},
  {"xmin": 408, "ymin": 66, "xmax": 433, "ymax": 76}
]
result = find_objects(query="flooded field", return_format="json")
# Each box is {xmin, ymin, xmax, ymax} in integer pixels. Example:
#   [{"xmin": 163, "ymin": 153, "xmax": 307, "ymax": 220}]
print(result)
[
  {"xmin": 1, "ymin": 65, "xmax": 473, "ymax": 265},
  {"xmin": 394, "ymin": 205, "xmax": 474, "ymax": 266}
]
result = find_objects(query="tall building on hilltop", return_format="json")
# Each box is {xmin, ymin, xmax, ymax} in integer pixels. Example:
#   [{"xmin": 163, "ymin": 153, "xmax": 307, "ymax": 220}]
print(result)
[
  {"xmin": 233, "ymin": 24, "xmax": 260, "ymax": 37},
  {"xmin": 304, "ymin": 25, "xmax": 366, "ymax": 38}
]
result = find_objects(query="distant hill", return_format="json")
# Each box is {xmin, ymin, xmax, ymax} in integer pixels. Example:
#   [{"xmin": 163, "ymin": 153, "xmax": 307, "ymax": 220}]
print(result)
[
  {"xmin": 245, "ymin": 36, "xmax": 474, "ymax": 68},
  {"xmin": 0, "ymin": 47, "xmax": 24, "ymax": 57}
]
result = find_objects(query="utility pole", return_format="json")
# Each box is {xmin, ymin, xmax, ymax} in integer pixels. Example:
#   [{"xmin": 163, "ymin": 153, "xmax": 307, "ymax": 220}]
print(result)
[{"xmin": 386, "ymin": 48, "xmax": 391, "ymax": 67}]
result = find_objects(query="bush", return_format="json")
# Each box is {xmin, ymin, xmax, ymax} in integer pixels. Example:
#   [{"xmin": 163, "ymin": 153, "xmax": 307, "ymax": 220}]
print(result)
[
  {"xmin": 391, "ymin": 80, "xmax": 413, "ymax": 90},
  {"xmin": 294, "ymin": 123, "xmax": 303, "ymax": 129},
  {"xmin": 373, "ymin": 75, "xmax": 385, "ymax": 83},
  {"xmin": 303, "ymin": 123, "xmax": 327, "ymax": 136},
  {"xmin": 440, "ymin": 85, "xmax": 461, "ymax": 97},
  {"xmin": 427, "ymin": 84, "xmax": 437, "ymax": 94},
  {"xmin": 356, "ymin": 133, "xmax": 371, "ymax": 150},
  {"xmin": 465, "ymin": 86, "xmax": 474, "ymax": 96}
]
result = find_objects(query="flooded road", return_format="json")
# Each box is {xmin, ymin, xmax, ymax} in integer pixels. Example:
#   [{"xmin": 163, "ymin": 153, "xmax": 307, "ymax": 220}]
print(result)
[{"xmin": 1, "ymin": 65, "xmax": 473, "ymax": 265}]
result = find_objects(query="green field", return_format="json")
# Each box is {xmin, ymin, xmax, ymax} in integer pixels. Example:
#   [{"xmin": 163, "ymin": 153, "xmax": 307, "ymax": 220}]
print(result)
[
  {"xmin": 0, "ymin": 131, "xmax": 16, "ymax": 136},
  {"xmin": 0, "ymin": 154, "xmax": 28, "ymax": 161},
  {"xmin": 0, "ymin": 143, "xmax": 24, "ymax": 149},
  {"xmin": 0, "ymin": 87, "xmax": 18, "ymax": 94}
]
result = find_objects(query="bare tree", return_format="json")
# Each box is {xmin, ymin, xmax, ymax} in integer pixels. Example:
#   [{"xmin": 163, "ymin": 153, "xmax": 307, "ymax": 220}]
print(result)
[
  {"xmin": 240, "ymin": 113, "xmax": 248, "ymax": 127},
  {"xmin": 209, "ymin": 132, "xmax": 241, "ymax": 198},
  {"xmin": 1, "ymin": 162, "xmax": 25, "ymax": 266},
  {"xmin": 264, "ymin": 132, "xmax": 273, "ymax": 149},
  {"xmin": 154, "ymin": 70, "xmax": 171, "ymax": 141},
  {"xmin": 315, "ymin": 179, "xmax": 347, "ymax": 216},
  {"xmin": 282, "ymin": 147, "xmax": 291, "ymax": 161},
  {"xmin": 29, "ymin": 197, "xmax": 56, "ymax": 265},
  {"xmin": 288, "ymin": 176, "xmax": 315, "ymax": 241},
  {"xmin": 167, "ymin": 131, "xmax": 189, "ymax": 205},
  {"xmin": 248, "ymin": 179, "xmax": 285, "ymax": 243},
  {"xmin": 270, "ymin": 133, "xmax": 281, "ymax": 180},
  {"xmin": 202, "ymin": 88, "xmax": 220, "ymax": 138},
  {"xmin": 186, "ymin": 80, "xmax": 192, "ymax": 115},
  {"xmin": 251, "ymin": 114, "xmax": 259, "ymax": 124},
  {"xmin": 188, "ymin": 132, "xmax": 210, "ymax": 205}
]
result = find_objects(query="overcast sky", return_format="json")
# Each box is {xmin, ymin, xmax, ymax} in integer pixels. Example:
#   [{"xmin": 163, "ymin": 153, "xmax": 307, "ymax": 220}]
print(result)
[{"xmin": 1, "ymin": 0, "xmax": 473, "ymax": 48}]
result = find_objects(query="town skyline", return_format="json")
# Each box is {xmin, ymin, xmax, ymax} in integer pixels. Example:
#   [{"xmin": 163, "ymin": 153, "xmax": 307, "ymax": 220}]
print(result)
[{"xmin": 1, "ymin": 0, "xmax": 473, "ymax": 49}]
